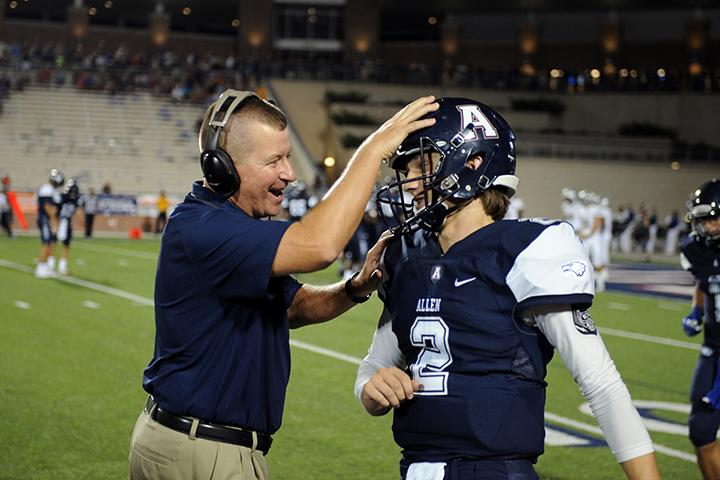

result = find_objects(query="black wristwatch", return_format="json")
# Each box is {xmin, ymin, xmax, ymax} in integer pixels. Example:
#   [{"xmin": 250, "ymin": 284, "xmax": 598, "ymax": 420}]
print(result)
[{"xmin": 345, "ymin": 272, "xmax": 372, "ymax": 303}]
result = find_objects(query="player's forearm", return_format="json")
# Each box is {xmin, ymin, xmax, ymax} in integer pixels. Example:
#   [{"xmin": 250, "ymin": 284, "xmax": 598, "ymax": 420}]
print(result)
[
  {"xmin": 619, "ymin": 452, "xmax": 660, "ymax": 479},
  {"xmin": 298, "ymin": 142, "xmax": 385, "ymax": 256},
  {"xmin": 287, "ymin": 282, "xmax": 356, "ymax": 328}
]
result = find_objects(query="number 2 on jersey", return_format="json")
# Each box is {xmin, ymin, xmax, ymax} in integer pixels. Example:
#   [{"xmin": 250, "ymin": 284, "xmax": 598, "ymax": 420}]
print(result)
[{"xmin": 409, "ymin": 317, "xmax": 453, "ymax": 395}]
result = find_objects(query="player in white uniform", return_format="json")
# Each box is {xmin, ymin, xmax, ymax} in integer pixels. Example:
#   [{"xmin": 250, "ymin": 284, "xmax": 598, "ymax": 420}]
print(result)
[
  {"xmin": 35, "ymin": 169, "xmax": 64, "ymax": 278},
  {"xmin": 561, "ymin": 187, "xmax": 583, "ymax": 232},
  {"xmin": 505, "ymin": 196, "xmax": 524, "ymax": 219}
]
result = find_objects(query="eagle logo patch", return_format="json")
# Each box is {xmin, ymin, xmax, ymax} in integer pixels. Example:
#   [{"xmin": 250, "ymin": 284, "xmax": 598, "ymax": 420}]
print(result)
[
  {"xmin": 573, "ymin": 310, "xmax": 597, "ymax": 335},
  {"xmin": 561, "ymin": 261, "xmax": 587, "ymax": 277}
]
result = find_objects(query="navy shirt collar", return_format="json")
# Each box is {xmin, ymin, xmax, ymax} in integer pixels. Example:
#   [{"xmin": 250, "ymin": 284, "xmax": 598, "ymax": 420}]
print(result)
[{"xmin": 190, "ymin": 180, "xmax": 227, "ymax": 205}]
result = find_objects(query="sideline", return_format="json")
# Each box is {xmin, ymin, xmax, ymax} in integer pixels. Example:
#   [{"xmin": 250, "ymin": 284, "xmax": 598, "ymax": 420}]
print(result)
[{"xmin": 0, "ymin": 257, "xmax": 700, "ymax": 463}]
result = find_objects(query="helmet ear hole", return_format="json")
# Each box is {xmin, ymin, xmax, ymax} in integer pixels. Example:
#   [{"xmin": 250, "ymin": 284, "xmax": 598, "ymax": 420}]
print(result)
[{"xmin": 466, "ymin": 154, "xmax": 483, "ymax": 171}]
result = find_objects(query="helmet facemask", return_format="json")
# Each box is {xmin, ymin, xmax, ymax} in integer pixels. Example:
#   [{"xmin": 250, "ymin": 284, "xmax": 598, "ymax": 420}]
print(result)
[
  {"xmin": 377, "ymin": 137, "xmax": 453, "ymax": 235},
  {"xmin": 377, "ymin": 98, "xmax": 519, "ymax": 236},
  {"xmin": 689, "ymin": 205, "xmax": 720, "ymax": 247}
]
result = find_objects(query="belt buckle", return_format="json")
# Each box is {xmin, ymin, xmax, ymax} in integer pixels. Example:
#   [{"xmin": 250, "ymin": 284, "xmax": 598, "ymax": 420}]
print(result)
[{"xmin": 143, "ymin": 395, "xmax": 158, "ymax": 416}]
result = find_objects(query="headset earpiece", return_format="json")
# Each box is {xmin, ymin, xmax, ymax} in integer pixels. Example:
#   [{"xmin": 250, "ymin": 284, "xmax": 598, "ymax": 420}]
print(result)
[
  {"xmin": 200, "ymin": 90, "xmax": 261, "ymax": 200},
  {"xmin": 200, "ymin": 149, "xmax": 240, "ymax": 200}
]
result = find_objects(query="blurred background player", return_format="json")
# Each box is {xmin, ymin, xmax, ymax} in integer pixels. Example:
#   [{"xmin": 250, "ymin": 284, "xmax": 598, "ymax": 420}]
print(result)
[
  {"xmin": 55, "ymin": 178, "xmax": 81, "ymax": 275},
  {"xmin": 505, "ymin": 195, "xmax": 524, "ymax": 219},
  {"xmin": 579, "ymin": 192, "xmax": 610, "ymax": 292},
  {"xmin": 155, "ymin": 190, "xmax": 169, "ymax": 234},
  {"xmin": 0, "ymin": 182, "xmax": 13, "ymax": 238},
  {"xmin": 679, "ymin": 178, "xmax": 720, "ymax": 480},
  {"xmin": 81, "ymin": 187, "xmax": 98, "ymax": 239},
  {"xmin": 35, "ymin": 169, "xmax": 63, "ymax": 278},
  {"xmin": 664, "ymin": 210, "xmax": 682, "ymax": 255},
  {"xmin": 340, "ymin": 198, "xmax": 382, "ymax": 280},
  {"xmin": 645, "ymin": 207, "xmax": 659, "ymax": 261},
  {"xmin": 598, "ymin": 196, "xmax": 613, "ymax": 289},
  {"xmin": 618, "ymin": 204, "xmax": 637, "ymax": 254},
  {"xmin": 560, "ymin": 187, "xmax": 582, "ymax": 232},
  {"xmin": 281, "ymin": 180, "xmax": 317, "ymax": 222}
]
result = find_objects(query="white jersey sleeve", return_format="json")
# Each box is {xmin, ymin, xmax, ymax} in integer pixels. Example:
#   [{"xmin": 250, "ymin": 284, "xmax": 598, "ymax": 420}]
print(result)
[
  {"xmin": 354, "ymin": 308, "xmax": 405, "ymax": 402},
  {"xmin": 523, "ymin": 305, "xmax": 654, "ymax": 463},
  {"xmin": 680, "ymin": 252, "xmax": 692, "ymax": 271},
  {"xmin": 37, "ymin": 183, "xmax": 55, "ymax": 199},
  {"xmin": 506, "ymin": 221, "xmax": 594, "ymax": 311}
]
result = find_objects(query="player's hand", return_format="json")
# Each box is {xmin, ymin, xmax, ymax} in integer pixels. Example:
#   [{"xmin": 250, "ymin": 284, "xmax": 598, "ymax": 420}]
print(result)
[
  {"xmin": 361, "ymin": 96, "xmax": 439, "ymax": 160},
  {"xmin": 361, "ymin": 367, "xmax": 421, "ymax": 416},
  {"xmin": 351, "ymin": 231, "xmax": 394, "ymax": 297},
  {"xmin": 682, "ymin": 306, "xmax": 704, "ymax": 337}
]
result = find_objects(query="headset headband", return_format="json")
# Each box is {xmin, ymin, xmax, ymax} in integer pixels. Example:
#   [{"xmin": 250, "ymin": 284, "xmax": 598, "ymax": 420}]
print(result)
[{"xmin": 204, "ymin": 90, "xmax": 261, "ymax": 151}]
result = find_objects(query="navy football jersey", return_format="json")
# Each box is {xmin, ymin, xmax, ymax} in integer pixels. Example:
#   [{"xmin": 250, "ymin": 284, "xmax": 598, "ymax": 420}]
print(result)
[
  {"xmin": 681, "ymin": 233, "xmax": 720, "ymax": 347},
  {"xmin": 58, "ymin": 193, "xmax": 79, "ymax": 220},
  {"xmin": 282, "ymin": 189, "xmax": 317, "ymax": 222},
  {"xmin": 379, "ymin": 219, "xmax": 594, "ymax": 462}
]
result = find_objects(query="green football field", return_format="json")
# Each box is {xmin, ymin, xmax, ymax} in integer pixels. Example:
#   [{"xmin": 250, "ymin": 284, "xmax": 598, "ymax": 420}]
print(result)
[{"xmin": 0, "ymin": 235, "xmax": 705, "ymax": 479}]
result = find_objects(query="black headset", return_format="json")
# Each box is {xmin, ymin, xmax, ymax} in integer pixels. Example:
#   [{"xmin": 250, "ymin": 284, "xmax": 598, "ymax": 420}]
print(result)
[{"xmin": 200, "ymin": 90, "xmax": 261, "ymax": 200}]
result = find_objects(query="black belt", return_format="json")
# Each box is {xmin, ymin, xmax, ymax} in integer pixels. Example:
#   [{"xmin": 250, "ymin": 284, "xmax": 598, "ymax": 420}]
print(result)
[{"xmin": 148, "ymin": 401, "xmax": 272, "ymax": 455}]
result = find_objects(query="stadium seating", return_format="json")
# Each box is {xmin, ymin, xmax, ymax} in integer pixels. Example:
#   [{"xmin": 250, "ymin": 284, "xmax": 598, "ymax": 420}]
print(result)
[
  {"xmin": 0, "ymin": 83, "xmax": 202, "ymax": 194},
  {"xmin": 0, "ymin": 81, "xmax": 318, "ymax": 196}
]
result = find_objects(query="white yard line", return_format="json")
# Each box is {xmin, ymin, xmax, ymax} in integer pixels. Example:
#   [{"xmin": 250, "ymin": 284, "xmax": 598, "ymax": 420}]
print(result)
[
  {"xmin": 608, "ymin": 302, "xmax": 631, "ymax": 311},
  {"xmin": 544, "ymin": 413, "xmax": 696, "ymax": 463},
  {"xmin": 0, "ymin": 256, "xmax": 701, "ymax": 463},
  {"xmin": 0, "ymin": 259, "xmax": 154, "ymax": 306},
  {"xmin": 599, "ymin": 327, "xmax": 700, "ymax": 351},
  {"xmin": 658, "ymin": 303, "xmax": 686, "ymax": 311}
]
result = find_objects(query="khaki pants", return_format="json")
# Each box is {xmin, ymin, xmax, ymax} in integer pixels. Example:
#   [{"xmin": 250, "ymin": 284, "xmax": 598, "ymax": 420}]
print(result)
[{"xmin": 128, "ymin": 401, "xmax": 270, "ymax": 480}]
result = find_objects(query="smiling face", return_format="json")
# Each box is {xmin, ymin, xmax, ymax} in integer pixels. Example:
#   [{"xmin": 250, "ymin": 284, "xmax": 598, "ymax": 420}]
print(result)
[{"xmin": 225, "ymin": 117, "xmax": 296, "ymax": 218}]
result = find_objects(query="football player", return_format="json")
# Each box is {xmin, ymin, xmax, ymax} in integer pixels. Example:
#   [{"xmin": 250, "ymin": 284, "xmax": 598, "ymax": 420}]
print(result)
[
  {"xmin": 355, "ymin": 98, "xmax": 659, "ymax": 480},
  {"xmin": 34, "ymin": 169, "xmax": 64, "ymax": 278},
  {"xmin": 281, "ymin": 180, "xmax": 318, "ymax": 222},
  {"xmin": 679, "ymin": 178, "xmax": 720, "ymax": 480},
  {"xmin": 560, "ymin": 187, "xmax": 581, "ymax": 231},
  {"xmin": 580, "ymin": 192, "xmax": 611, "ymax": 292},
  {"xmin": 55, "ymin": 178, "xmax": 81, "ymax": 275}
]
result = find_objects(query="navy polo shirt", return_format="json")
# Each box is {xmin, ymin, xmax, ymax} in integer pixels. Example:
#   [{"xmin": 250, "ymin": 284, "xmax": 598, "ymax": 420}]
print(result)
[{"xmin": 143, "ymin": 181, "xmax": 302, "ymax": 434}]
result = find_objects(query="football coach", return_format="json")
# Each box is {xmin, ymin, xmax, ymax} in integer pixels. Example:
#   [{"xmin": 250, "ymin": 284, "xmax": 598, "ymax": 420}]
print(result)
[{"xmin": 128, "ymin": 90, "xmax": 439, "ymax": 480}]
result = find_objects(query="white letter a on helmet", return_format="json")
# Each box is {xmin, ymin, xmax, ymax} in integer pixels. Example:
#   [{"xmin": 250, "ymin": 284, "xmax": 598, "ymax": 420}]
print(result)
[{"xmin": 456, "ymin": 105, "xmax": 499, "ymax": 140}]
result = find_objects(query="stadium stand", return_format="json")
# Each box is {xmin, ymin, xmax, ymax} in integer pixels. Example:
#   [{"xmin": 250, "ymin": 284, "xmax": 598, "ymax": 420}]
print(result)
[{"xmin": 0, "ymin": 79, "xmax": 318, "ymax": 196}]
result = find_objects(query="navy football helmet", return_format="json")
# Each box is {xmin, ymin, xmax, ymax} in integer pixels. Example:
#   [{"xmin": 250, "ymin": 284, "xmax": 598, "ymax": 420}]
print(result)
[
  {"xmin": 49, "ymin": 168, "xmax": 65, "ymax": 188},
  {"xmin": 376, "ymin": 97, "xmax": 518, "ymax": 234},
  {"xmin": 687, "ymin": 178, "xmax": 720, "ymax": 247}
]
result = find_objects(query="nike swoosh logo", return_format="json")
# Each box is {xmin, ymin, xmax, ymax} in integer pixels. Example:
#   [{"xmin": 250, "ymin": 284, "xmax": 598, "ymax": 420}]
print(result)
[{"xmin": 454, "ymin": 277, "xmax": 477, "ymax": 287}]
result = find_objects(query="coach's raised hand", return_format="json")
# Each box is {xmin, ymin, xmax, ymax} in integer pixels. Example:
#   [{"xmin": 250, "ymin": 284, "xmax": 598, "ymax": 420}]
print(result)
[
  {"xmin": 359, "ymin": 95, "xmax": 439, "ymax": 161},
  {"xmin": 273, "ymin": 96, "xmax": 438, "ymax": 276}
]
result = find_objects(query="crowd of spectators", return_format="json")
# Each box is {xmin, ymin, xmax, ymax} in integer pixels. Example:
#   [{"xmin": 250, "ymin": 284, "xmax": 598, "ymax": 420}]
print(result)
[
  {"xmin": 1, "ymin": 40, "xmax": 719, "ymax": 110},
  {"xmin": 0, "ymin": 41, "xmax": 264, "ymax": 106}
]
